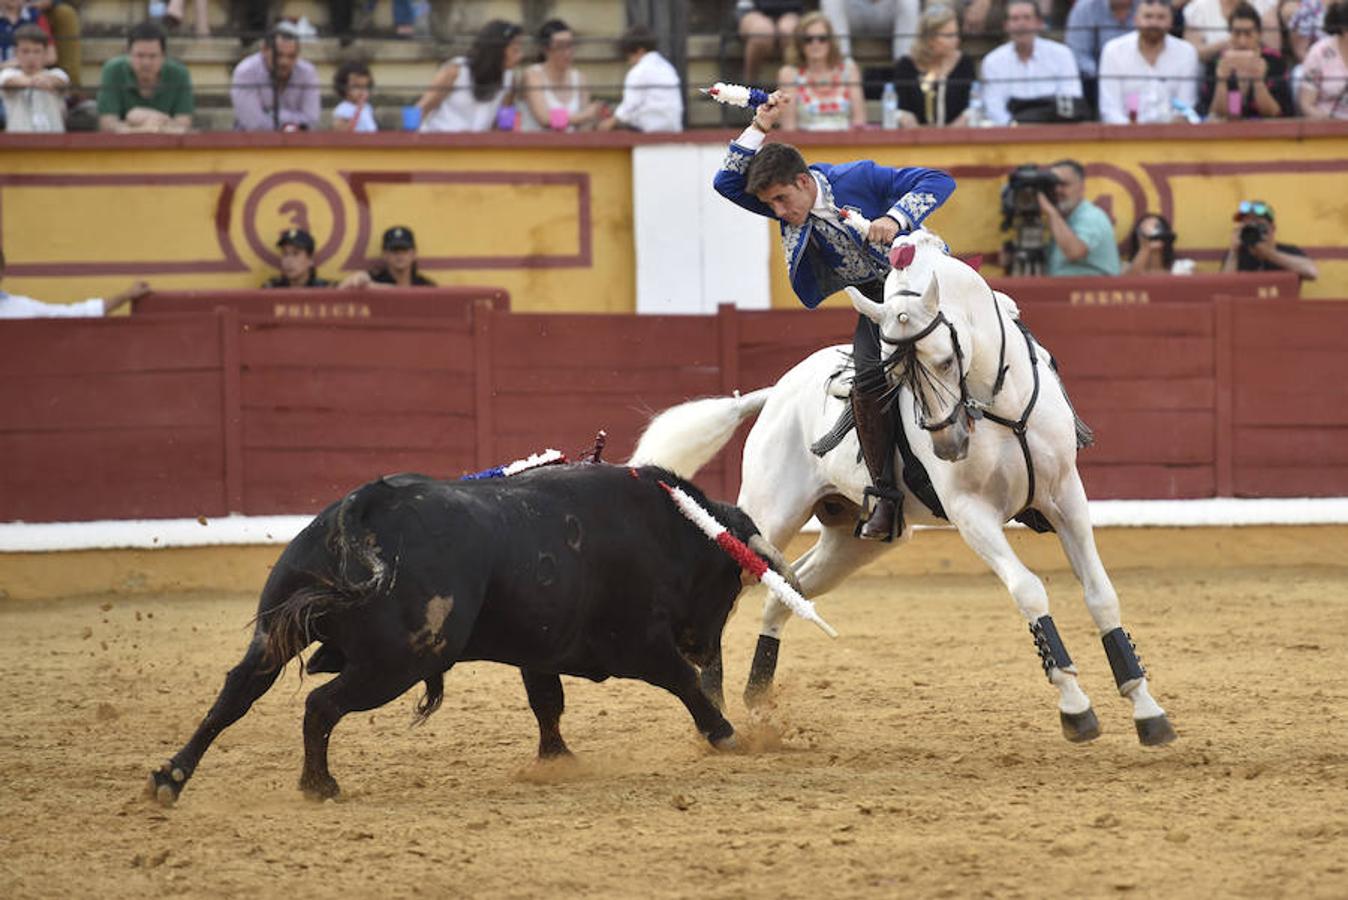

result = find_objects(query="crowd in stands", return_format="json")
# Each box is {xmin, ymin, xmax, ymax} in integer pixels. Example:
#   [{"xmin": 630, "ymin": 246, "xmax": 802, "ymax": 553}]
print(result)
[{"xmin": 2, "ymin": 0, "xmax": 1344, "ymax": 133}]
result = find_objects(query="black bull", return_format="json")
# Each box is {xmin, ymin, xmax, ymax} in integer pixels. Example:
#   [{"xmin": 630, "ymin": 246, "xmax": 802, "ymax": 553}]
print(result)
[{"xmin": 149, "ymin": 464, "xmax": 793, "ymax": 804}]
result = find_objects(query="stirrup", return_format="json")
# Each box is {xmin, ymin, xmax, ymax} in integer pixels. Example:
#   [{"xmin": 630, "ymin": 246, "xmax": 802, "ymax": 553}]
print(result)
[{"xmin": 855, "ymin": 485, "xmax": 903, "ymax": 542}]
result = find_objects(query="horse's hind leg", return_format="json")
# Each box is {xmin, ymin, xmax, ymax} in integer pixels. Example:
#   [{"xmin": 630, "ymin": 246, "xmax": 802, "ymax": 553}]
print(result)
[
  {"xmin": 950, "ymin": 501, "xmax": 1100, "ymax": 742},
  {"xmin": 148, "ymin": 631, "xmax": 285, "ymax": 805},
  {"xmin": 1045, "ymin": 472, "xmax": 1175, "ymax": 746}
]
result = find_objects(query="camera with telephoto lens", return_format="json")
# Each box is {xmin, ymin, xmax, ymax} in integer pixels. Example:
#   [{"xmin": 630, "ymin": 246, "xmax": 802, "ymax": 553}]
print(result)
[
  {"xmin": 1000, "ymin": 165, "xmax": 1061, "ymax": 276},
  {"xmin": 1240, "ymin": 221, "xmax": 1269, "ymax": 247}
]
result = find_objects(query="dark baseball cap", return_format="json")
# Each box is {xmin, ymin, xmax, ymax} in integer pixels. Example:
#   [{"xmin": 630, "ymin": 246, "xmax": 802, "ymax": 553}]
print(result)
[
  {"xmin": 276, "ymin": 228, "xmax": 316, "ymax": 254},
  {"xmin": 382, "ymin": 226, "xmax": 416, "ymax": 250}
]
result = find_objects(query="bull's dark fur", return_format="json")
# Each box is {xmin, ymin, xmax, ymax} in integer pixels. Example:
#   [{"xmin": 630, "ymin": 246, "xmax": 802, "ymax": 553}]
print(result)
[{"xmin": 148, "ymin": 463, "xmax": 764, "ymax": 805}]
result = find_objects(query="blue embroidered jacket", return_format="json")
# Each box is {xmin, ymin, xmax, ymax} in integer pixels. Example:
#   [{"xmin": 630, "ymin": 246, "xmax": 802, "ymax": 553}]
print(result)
[{"xmin": 714, "ymin": 140, "xmax": 956, "ymax": 309}]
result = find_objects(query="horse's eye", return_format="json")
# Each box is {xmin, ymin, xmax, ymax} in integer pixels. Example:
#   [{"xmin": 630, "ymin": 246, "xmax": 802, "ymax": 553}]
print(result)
[{"xmin": 939, "ymin": 357, "xmax": 956, "ymax": 373}]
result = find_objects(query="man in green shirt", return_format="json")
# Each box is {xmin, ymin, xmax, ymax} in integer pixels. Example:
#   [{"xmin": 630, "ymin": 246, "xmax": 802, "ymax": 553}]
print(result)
[
  {"xmin": 96, "ymin": 20, "xmax": 194, "ymax": 133},
  {"xmin": 1039, "ymin": 158, "xmax": 1121, "ymax": 277}
]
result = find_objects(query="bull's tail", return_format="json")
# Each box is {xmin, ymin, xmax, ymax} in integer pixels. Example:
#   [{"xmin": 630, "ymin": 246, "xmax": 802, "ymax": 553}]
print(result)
[
  {"xmin": 628, "ymin": 387, "xmax": 772, "ymax": 480},
  {"xmin": 257, "ymin": 585, "xmax": 349, "ymax": 671}
]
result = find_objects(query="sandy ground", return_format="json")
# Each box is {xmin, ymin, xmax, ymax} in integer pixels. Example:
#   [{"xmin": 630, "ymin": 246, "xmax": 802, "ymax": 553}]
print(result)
[{"xmin": 2, "ymin": 530, "xmax": 1346, "ymax": 899}]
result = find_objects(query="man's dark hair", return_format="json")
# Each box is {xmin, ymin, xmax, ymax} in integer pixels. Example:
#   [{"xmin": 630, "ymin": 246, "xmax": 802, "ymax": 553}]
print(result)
[
  {"xmin": 333, "ymin": 59, "xmax": 372, "ymax": 98},
  {"xmin": 619, "ymin": 24, "xmax": 658, "ymax": 57},
  {"xmin": 15, "ymin": 24, "xmax": 50, "ymax": 47},
  {"xmin": 1323, "ymin": 0, "xmax": 1346, "ymax": 34},
  {"xmin": 745, "ymin": 143, "xmax": 811, "ymax": 195},
  {"xmin": 1006, "ymin": 0, "xmax": 1042, "ymax": 19},
  {"xmin": 1050, "ymin": 158, "xmax": 1086, "ymax": 181},
  {"xmin": 127, "ymin": 20, "xmax": 167, "ymax": 51},
  {"xmin": 1228, "ymin": 1, "xmax": 1261, "ymax": 27},
  {"xmin": 469, "ymin": 19, "xmax": 523, "ymax": 102}
]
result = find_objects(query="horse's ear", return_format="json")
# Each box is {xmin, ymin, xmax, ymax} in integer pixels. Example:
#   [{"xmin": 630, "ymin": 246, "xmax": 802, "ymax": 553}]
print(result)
[{"xmin": 919, "ymin": 273, "xmax": 940, "ymax": 317}]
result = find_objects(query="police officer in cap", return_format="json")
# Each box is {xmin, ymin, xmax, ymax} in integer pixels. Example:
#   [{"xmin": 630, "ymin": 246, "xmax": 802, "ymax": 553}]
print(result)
[
  {"xmin": 264, "ymin": 228, "xmax": 336, "ymax": 288},
  {"xmin": 341, "ymin": 226, "xmax": 437, "ymax": 289}
]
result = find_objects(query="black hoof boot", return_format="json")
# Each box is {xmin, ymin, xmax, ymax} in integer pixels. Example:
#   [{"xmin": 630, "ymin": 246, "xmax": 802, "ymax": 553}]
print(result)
[
  {"xmin": 1135, "ymin": 715, "xmax": 1177, "ymax": 746},
  {"xmin": 146, "ymin": 763, "xmax": 187, "ymax": 806},
  {"xmin": 1060, "ymin": 708, "xmax": 1102, "ymax": 743},
  {"xmin": 743, "ymin": 635, "xmax": 780, "ymax": 709}
]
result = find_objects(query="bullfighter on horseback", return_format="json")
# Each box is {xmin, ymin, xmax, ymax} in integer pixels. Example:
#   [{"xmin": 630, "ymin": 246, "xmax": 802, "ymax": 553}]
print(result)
[{"xmin": 713, "ymin": 90, "xmax": 955, "ymax": 541}]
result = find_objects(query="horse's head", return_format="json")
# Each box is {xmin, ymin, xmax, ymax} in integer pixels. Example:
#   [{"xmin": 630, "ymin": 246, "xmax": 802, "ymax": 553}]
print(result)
[{"xmin": 847, "ymin": 232, "xmax": 974, "ymax": 462}]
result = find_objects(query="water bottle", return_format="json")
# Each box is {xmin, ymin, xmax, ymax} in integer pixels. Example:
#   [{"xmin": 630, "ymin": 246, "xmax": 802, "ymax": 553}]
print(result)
[
  {"xmin": 881, "ymin": 82, "xmax": 899, "ymax": 129},
  {"xmin": 966, "ymin": 80, "xmax": 985, "ymax": 127},
  {"xmin": 1171, "ymin": 97, "xmax": 1202, "ymax": 125},
  {"xmin": 413, "ymin": 0, "xmax": 431, "ymax": 36},
  {"xmin": 148, "ymin": 0, "xmax": 167, "ymax": 18}
]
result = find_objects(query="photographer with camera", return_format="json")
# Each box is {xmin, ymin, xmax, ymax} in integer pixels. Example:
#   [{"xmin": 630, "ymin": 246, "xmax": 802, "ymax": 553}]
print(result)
[
  {"xmin": 1034, "ymin": 159, "xmax": 1121, "ymax": 277},
  {"xmin": 1122, "ymin": 213, "xmax": 1195, "ymax": 274},
  {"xmin": 1220, "ymin": 200, "xmax": 1318, "ymax": 281}
]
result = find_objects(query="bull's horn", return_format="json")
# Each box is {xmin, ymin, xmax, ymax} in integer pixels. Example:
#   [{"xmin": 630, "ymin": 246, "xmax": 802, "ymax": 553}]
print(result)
[
  {"xmin": 846, "ymin": 286, "xmax": 885, "ymax": 324},
  {"xmin": 748, "ymin": 535, "xmax": 837, "ymax": 639}
]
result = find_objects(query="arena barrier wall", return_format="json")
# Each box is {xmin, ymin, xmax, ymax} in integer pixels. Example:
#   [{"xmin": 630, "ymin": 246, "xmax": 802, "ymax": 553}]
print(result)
[
  {"xmin": 2, "ymin": 123, "xmax": 1344, "ymax": 314},
  {"xmin": 133, "ymin": 285, "xmax": 510, "ymax": 318},
  {"xmin": 3, "ymin": 296, "xmax": 1346, "ymax": 522}
]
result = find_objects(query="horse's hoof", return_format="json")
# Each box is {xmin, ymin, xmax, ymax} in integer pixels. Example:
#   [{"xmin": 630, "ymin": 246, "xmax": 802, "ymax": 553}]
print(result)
[
  {"xmin": 147, "ymin": 768, "xmax": 182, "ymax": 806},
  {"xmin": 711, "ymin": 732, "xmax": 739, "ymax": 753},
  {"xmin": 1135, "ymin": 714, "xmax": 1177, "ymax": 746},
  {"xmin": 299, "ymin": 774, "xmax": 341, "ymax": 801},
  {"xmin": 1060, "ymin": 708, "xmax": 1102, "ymax": 743}
]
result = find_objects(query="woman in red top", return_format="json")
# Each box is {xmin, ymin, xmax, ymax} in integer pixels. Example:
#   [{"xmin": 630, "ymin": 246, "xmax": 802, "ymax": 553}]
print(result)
[{"xmin": 776, "ymin": 12, "xmax": 866, "ymax": 130}]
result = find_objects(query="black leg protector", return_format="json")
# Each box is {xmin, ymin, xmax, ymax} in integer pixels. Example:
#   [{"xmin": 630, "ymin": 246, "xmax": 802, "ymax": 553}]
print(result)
[
  {"xmin": 1029, "ymin": 615, "xmax": 1076, "ymax": 680},
  {"xmin": 1102, "ymin": 627, "xmax": 1146, "ymax": 695},
  {"xmin": 743, "ymin": 634, "xmax": 780, "ymax": 706}
]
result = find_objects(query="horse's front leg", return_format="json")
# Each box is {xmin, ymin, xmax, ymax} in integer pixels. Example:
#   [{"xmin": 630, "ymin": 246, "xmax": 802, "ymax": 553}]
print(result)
[
  {"xmin": 1044, "ymin": 471, "xmax": 1176, "ymax": 746},
  {"xmin": 949, "ymin": 498, "xmax": 1100, "ymax": 742}
]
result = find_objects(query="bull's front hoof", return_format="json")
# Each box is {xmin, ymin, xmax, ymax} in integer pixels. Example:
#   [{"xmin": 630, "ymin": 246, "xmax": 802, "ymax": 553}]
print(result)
[
  {"xmin": 299, "ymin": 772, "xmax": 341, "ymax": 801},
  {"xmin": 1060, "ymin": 708, "xmax": 1102, "ymax": 743},
  {"xmin": 146, "ymin": 764, "xmax": 186, "ymax": 806},
  {"xmin": 711, "ymin": 731, "xmax": 739, "ymax": 753},
  {"xmin": 1135, "ymin": 714, "xmax": 1177, "ymax": 747}
]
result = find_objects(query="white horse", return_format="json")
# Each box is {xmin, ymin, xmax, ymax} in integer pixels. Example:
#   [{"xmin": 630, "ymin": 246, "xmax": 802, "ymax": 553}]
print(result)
[{"xmin": 632, "ymin": 230, "xmax": 1176, "ymax": 746}]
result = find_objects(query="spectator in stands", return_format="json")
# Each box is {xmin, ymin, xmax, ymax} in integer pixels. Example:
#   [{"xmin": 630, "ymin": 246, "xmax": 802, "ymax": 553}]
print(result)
[
  {"xmin": 1039, "ymin": 159, "xmax": 1121, "ymax": 276},
  {"xmin": 979, "ymin": 0, "xmax": 1085, "ymax": 124},
  {"xmin": 231, "ymin": 22, "xmax": 320, "ymax": 132},
  {"xmin": 162, "ymin": 0, "xmax": 210, "ymax": 38},
  {"xmin": 0, "ymin": 0, "xmax": 53, "ymax": 68},
  {"xmin": 1098, "ymin": 0, "xmax": 1202, "ymax": 123},
  {"xmin": 598, "ymin": 24, "xmax": 684, "ymax": 132},
  {"xmin": 1121, "ymin": 213, "xmax": 1196, "ymax": 273},
  {"xmin": 0, "ymin": 24, "xmax": 66, "ymax": 132},
  {"xmin": 340, "ymin": 226, "xmax": 437, "ymax": 289},
  {"xmin": 519, "ymin": 19, "xmax": 607, "ymax": 131},
  {"xmin": 777, "ymin": 12, "xmax": 867, "ymax": 130},
  {"xmin": 1298, "ymin": 0, "xmax": 1348, "ymax": 117},
  {"xmin": 1, "ymin": 247, "xmax": 151, "ymax": 318},
  {"xmin": 29, "ymin": 0, "xmax": 78, "ymax": 87},
  {"xmin": 418, "ymin": 19, "xmax": 523, "ymax": 133},
  {"xmin": 963, "ymin": 0, "xmax": 1053, "ymax": 46},
  {"xmin": 97, "ymin": 21, "xmax": 194, "ymax": 134},
  {"xmin": 894, "ymin": 4, "xmax": 977, "ymax": 126},
  {"xmin": 1065, "ymin": 0, "xmax": 1138, "ymax": 97},
  {"xmin": 332, "ymin": 60, "xmax": 376, "ymax": 132},
  {"xmin": 1198, "ymin": 1, "xmax": 1294, "ymax": 118},
  {"xmin": 1286, "ymin": 0, "xmax": 1327, "ymax": 61},
  {"xmin": 263, "ymin": 229, "xmax": 336, "ymax": 288},
  {"xmin": 1183, "ymin": 0, "xmax": 1281, "ymax": 62},
  {"xmin": 820, "ymin": 0, "xmax": 920, "ymax": 60},
  {"xmin": 737, "ymin": 0, "xmax": 803, "ymax": 83},
  {"xmin": 1221, "ymin": 200, "xmax": 1318, "ymax": 280}
]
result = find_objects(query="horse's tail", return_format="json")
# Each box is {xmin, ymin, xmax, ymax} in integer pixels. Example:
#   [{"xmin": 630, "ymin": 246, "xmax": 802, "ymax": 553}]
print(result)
[{"xmin": 628, "ymin": 387, "xmax": 772, "ymax": 479}]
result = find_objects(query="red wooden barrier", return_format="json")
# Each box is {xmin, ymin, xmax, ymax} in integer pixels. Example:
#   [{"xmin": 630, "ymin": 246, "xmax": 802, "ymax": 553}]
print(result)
[
  {"xmin": 986, "ymin": 271, "xmax": 1298, "ymax": 307},
  {"xmin": 0, "ymin": 313, "xmax": 230, "ymax": 521},
  {"xmin": 133, "ymin": 286, "xmax": 510, "ymax": 320},
  {"xmin": 3, "ymin": 296, "xmax": 1347, "ymax": 523}
]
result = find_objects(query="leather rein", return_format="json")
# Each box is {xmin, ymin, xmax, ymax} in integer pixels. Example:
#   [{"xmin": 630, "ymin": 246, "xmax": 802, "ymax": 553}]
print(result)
[{"xmin": 880, "ymin": 287, "xmax": 1043, "ymax": 515}]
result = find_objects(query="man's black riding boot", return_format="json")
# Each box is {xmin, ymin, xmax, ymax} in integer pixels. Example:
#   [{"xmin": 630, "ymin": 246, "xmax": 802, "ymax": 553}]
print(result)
[{"xmin": 851, "ymin": 388, "xmax": 902, "ymax": 541}]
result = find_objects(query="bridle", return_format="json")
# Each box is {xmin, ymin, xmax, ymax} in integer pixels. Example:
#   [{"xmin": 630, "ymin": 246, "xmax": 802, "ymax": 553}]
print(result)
[{"xmin": 877, "ymin": 286, "xmax": 1044, "ymax": 514}]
